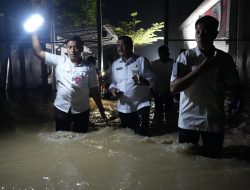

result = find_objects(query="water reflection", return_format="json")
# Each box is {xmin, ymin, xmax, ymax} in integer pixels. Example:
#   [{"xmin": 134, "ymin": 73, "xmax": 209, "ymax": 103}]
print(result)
[
  {"xmin": 1, "ymin": 124, "xmax": 250, "ymax": 190},
  {"xmin": 1, "ymin": 97, "xmax": 250, "ymax": 189}
]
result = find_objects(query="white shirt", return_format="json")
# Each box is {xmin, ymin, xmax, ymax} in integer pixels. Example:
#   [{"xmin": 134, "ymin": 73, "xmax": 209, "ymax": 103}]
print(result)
[
  {"xmin": 45, "ymin": 52, "xmax": 99, "ymax": 114},
  {"xmin": 171, "ymin": 47, "xmax": 240, "ymax": 132},
  {"xmin": 109, "ymin": 55, "xmax": 155, "ymax": 113},
  {"xmin": 151, "ymin": 58, "xmax": 174, "ymax": 94}
]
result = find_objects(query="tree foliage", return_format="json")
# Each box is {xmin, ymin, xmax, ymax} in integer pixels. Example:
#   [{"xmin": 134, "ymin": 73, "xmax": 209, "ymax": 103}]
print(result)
[
  {"xmin": 54, "ymin": 0, "xmax": 96, "ymax": 28},
  {"xmin": 114, "ymin": 12, "xmax": 164, "ymax": 46}
]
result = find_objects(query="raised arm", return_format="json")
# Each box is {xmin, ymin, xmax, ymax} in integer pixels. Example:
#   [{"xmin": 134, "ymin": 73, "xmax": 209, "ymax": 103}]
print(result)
[{"xmin": 31, "ymin": 33, "xmax": 45, "ymax": 60}]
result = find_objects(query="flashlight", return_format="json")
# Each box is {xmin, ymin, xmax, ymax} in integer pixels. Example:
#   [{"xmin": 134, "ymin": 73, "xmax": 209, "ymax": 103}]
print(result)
[{"xmin": 23, "ymin": 14, "xmax": 44, "ymax": 33}]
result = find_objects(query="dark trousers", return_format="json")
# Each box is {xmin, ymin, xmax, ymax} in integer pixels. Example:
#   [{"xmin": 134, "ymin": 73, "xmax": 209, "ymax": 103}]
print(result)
[
  {"xmin": 179, "ymin": 128, "xmax": 224, "ymax": 158},
  {"xmin": 54, "ymin": 107, "xmax": 90, "ymax": 133},
  {"xmin": 153, "ymin": 93, "xmax": 173, "ymax": 113},
  {"xmin": 118, "ymin": 106, "xmax": 150, "ymax": 136}
]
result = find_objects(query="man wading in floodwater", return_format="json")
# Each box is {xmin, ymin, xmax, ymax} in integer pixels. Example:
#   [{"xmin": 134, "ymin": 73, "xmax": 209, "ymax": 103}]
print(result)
[
  {"xmin": 109, "ymin": 36, "xmax": 156, "ymax": 136},
  {"xmin": 170, "ymin": 16, "xmax": 241, "ymax": 158},
  {"xmin": 31, "ymin": 33, "xmax": 107, "ymax": 133}
]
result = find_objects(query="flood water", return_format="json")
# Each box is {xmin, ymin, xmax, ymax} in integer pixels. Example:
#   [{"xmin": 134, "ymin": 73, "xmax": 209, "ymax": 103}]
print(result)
[{"xmin": 1, "ymin": 97, "xmax": 250, "ymax": 190}]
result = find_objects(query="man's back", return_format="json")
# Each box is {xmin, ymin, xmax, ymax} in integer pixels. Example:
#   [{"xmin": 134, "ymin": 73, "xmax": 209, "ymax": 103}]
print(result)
[{"xmin": 151, "ymin": 58, "xmax": 174, "ymax": 94}]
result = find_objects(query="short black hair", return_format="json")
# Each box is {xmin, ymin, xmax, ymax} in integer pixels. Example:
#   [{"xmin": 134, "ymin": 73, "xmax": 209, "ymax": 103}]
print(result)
[
  {"xmin": 195, "ymin": 15, "xmax": 219, "ymax": 32},
  {"xmin": 87, "ymin": 55, "xmax": 96, "ymax": 64},
  {"xmin": 118, "ymin": 35, "xmax": 133, "ymax": 49},
  {"xmin": 158, "ymin": 45, "xmax": 169, "ymax": 53},
  {"xmin": 66, "ymin": 35, "xmax": 83, "ymax": 48}
]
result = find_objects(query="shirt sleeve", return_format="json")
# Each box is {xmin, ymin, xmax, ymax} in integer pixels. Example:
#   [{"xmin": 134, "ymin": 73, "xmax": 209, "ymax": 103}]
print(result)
[
  {"xmin": 141, "ymin": 57, "xmax": 156, "ymax": 88},
  {"xmin": 170, "ymin": 55, "xmax": 182, "ymax": 82},
  {"xmin": 108, "ymin": 62, "xmax": 117, "ymax": 90},
  {"xmin": 45, "ymin": 52, "xmax": 66, "ymax": 66},
  {"xmin": 171, "ymin": 53, "xmax": 187, "ymax": 82}
]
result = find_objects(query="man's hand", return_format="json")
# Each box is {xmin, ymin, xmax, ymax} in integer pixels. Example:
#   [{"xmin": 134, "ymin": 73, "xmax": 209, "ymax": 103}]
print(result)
[
  {"xmin": 229, "ymin": 99, "xmax": 241, "ymax": 113},
  {"xmin": 192, "ymin": 54, "xmax": 208, "ymax": 74},
  {"xmin": 90, "ymin": 86, "xmax": 109, "ymax": 124},
  {"xmin": 132, "ymin": 75, "xmax": 149, "ymax": 86},
  {"xmin": 110, "ymin": 87, "xmax": 123, "ymax": 98},
  {"xmin": 110, "ymin": 87, "xmax": 117, "ymax": 97}
]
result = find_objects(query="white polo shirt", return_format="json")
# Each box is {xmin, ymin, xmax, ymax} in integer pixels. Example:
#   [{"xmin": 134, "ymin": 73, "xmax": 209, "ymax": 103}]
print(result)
[
  {"xmin": 45, "ymin": 52, "xmax": 99, "ymax": 114},
  {"xmin": 151, "ymin": 58, "xmax": 174, "ymax": 94},
  {"xmin": 109, "ymin": 55, "xmax": 155, "ymax": 113},
  {"xmin": 171, "ymin": 47, "xmax": 240, "ymax": 132}
]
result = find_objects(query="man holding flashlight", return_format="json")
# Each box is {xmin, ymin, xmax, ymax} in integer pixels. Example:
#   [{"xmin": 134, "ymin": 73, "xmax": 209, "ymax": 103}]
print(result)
[{"xmin": 31, "ymin": 33, "xmax": 107, "ymax": 133}]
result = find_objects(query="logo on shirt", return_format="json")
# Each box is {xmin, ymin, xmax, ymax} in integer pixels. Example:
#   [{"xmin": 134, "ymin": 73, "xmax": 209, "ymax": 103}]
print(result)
[
  {"xmin": 72, "ymin": 76, "xmax": 81, "ymax": 85},
  {"xmin": 116, "ymin": 67, "xmax": 123, "ymax": 70}
]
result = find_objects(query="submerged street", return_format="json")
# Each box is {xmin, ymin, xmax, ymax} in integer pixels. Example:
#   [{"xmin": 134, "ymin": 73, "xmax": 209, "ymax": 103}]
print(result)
[{"xmin": 1, "ymin": 93, "xmax": 250, "ymax": 189}]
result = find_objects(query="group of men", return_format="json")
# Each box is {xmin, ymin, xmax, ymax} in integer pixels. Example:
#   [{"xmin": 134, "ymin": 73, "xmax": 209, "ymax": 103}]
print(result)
[{"xmin": 32, "ymin": 15, "xmax": 241, "ymax": 158}]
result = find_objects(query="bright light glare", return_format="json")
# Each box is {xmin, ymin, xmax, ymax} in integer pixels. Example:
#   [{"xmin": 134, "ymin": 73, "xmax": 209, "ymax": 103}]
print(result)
[
  {"xmin": 100, "ymin": 71, "xmax": 105, "ymax": 77},
  {"xmin": 23, "ymin": 14, "xmax": 44, "ymax": 33}
]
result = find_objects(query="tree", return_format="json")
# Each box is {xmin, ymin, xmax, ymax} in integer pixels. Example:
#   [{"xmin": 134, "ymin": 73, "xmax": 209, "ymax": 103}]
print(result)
[
  {"xmin": 54, "ymin": 0, "xmax": 97, "ymax": 29},
  {"xmin": 113, "ymin": 12, "xmax": 164, "ymax": 47}
]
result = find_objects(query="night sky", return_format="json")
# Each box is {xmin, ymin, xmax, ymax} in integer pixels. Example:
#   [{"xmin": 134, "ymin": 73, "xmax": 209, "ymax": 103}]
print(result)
[
  {"xmin": 102, "ymin": 0, "xmax": 165, "ymax": 61},
  {"xmin": 102, "ymin": 0, "xmax": 203, "ymax": 61},
  {"xmin": 102, "ymin": 0, "xmax": 165, "ymax": 27},
  {"xmin": 0, "ymin": 0, "xmax": 203, "ymax": 60}
]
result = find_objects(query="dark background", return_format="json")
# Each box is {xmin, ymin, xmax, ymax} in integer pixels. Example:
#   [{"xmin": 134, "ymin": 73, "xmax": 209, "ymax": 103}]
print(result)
[{"xmin": 102, "ymin": 0, "xmax": 203, "ymax": 61}]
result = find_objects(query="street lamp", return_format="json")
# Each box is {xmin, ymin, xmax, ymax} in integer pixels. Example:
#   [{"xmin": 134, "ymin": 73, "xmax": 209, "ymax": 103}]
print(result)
[{"xmin": 23, "ymin": 14, "xmax": 44, "ymax": 33}]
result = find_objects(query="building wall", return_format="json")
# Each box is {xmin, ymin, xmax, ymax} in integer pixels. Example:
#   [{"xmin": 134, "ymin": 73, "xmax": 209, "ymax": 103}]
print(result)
[
  {"xmin": 235, "ymin": 0, "xmax": 250, "ymax": 83},
  {"xmin": 179, "ymin": 0, "xmax": 250, "ymax": 84}
]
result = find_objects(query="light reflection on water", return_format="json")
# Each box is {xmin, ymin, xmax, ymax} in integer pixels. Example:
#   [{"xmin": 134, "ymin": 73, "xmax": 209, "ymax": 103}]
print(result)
[{"xmin": 1, "ymin": 123, "xmax": 250, "ymax": 190}]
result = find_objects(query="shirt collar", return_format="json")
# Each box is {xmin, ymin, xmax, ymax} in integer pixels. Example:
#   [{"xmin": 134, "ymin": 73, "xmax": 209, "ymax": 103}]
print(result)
[
  {"xmin": 119, "ymin": 54, "xmax": 139, "ymax": 65},
  {"xmin": 195, "ymin": 46, "xmax": 217, "ymax": 58},
  {"xmin": 63, "ymin": 57, "xmax": 86, "ymax": 72},
  {"xmin": 68, "ymin": 57, "xmax": 86, "ymax": 67},
  {"xmin": 77, "ymin": 59, "xmax": 88, "ymax": 67}
]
